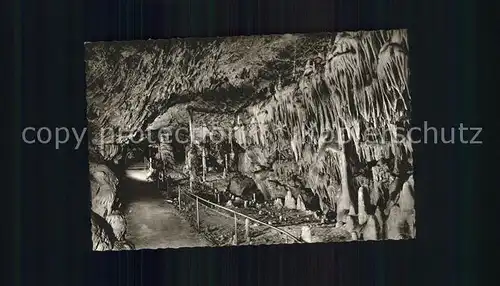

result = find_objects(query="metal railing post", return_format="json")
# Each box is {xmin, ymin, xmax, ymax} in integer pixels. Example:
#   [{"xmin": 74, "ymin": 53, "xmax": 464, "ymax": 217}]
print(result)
[
  {"xmin": 178, "ymin": 186, "xmax": 181, "ymax": 209},
  {"xmin": 233, "ymin": 213, "xmax": 238, "ymax": 245},
  {"xmin": 245, "ymin": 218, "xmax": 250, "ymax": 243},
  {"xmin": 196, "ymin": 197, "xmax": 200, "ymax": 229}
]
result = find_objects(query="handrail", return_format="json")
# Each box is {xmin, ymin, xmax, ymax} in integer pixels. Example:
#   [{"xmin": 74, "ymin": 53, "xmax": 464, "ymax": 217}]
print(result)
[{"xmin": 180, "ymin": 188, "xmax": 303, "ymax": 243}]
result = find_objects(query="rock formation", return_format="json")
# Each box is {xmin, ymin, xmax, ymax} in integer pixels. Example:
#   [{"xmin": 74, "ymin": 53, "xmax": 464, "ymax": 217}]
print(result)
[
  {"xmin": 89, "ymin": 163, "xmax": 135, "ymax": 250},
  {"xmin": 105, "ymin": 211, "xmax": 127, "ymax": 241},
  {"xmin": 296, "ymin": 194, "xmax": 307, "ymax": 212},
  {"xmin": 274, "ymin": 198, "xmax": 284, "ymax": 209},
  {"xmin": 90, "ymin": 210, "xmax": 113, "ymax": 251},
  {"xmin": 89, "ymin": 163, "xmax": 118, "ymax": 218},
  {"xmin": 301, "ymin": 226, "xmax": 313, "ymax": 243},
  {"xmin": 284, "ymin": 190, "xmax": 296, "ymax": 209}
]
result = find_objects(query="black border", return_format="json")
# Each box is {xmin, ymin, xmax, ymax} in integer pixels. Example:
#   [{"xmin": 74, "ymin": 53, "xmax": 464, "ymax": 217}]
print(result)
[{"xmin": 10, "ymin": 0, "xmax": 481, "ymax": 285}]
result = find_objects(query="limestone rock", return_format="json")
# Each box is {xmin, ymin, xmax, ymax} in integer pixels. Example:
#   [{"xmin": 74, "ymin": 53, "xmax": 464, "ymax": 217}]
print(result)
[
  {"xmin": 296, "ymin": 194, "xmax": 307, "ymax": 211},
  {"xmin": 227, "ymin": 174, "xmax": 260, "ymax": 200},
  {"xmin": 407, "ymin": 210, "xmax": 416, "ymax": 239},
  {"xmin": 105, "ymin": 211, "xmax": 127, "ymax": 241},
  {"xmin": 318, "ymin": 195, "xmax": 329, "ymax": 213},
  {"xmin": 348, "ymin": 204, "xmax": 356, "ymax": 216},
  {"xmin": 91, "ymin": 211, "xmax": 113, "ymax": 251},
  {"xmin": 274, "ymin": 198, "xmax": 284, "ymax": 209},
  {"xmin": 362, "ymin": 215, "xmax": 379, "ymax": 240},
  {"xmin": 350, "ymin": 232, "xmax": 358, "ymax": 240},
  {"xmin": 237, "ymin": 146, "xmax": 270, "ymax": 174},
  {"xmin": 284, "ymin": 190, "xmax": 296, "ymax": 209},
  {"xmin": 296, "ymin": 188, "xmax": 320, "ymax": 211},
  {"xmin": 324, "ymin": 210, "xmax": 337, "ymax": 223},
  {"xmin": 344, "ymin": 215, "xmax": 355, "ymax": 234},
  {"xmin": 407, "ymin": 174, "xmax": 414, "ymax": 188},
  {"xmin": 113, "ymin": 240, "xmax": 135, "ymax": 251},
  {"xmin": 399, "ymin": 180, "xmax": 415, "ymax": 212},
  {"xmin": 260, "ymin": 179, "xmax": 287, "ymax": 199},
  {"xmin": 374, "ymin": 207, "xmax": 385, "ymax": 238},
  {"xmin": 301, "ymin": 226, "xmax": 312, "ymax": 243},
  {"xmin": 386, "ymin": 205, "xmax": 416, "ymax": 240},
  {"xmin": 89, "ymin": 163, "xmax": 119, "ymax": 218},
  {"xmin": 385, "ymin": 177, "xmax": 416, "ymax": 240}
]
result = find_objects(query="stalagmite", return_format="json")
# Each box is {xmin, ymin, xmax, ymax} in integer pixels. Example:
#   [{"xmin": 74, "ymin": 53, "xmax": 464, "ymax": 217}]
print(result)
[
  {"xmin": 105, "ymin": 211, "xmax": 127, "ymax": 241},
  {"xmin": 301, "ymin": 226, "xmax": 313, "ymax": 243},
  {"xmin": 274, "ymin": 198, "xmax": 284, "ymax": 209},
  {"xmin": 357, "ymin": 186, "xmax": 368, "ymax": 225},
  {"xmin": 362, "ymin": 215, "xmax": 379, "ymax": 241},
  {"xmin": 223, "ymin": 154, "xmax": 228, "ymax": 178},
  {"xmin": 399, "ymin": 181, "xmax": 415, "ymax": 211},
  {"xmin": 284, "ymin": 190, "xmax": 296, "ymax": 209},
  {"xmin": 296, "ymin": 194, "xmax": 307, "ymax": 212},
  {"xmin": 344, "ymin": 215, "xmax": 358, "ymax": 240}
]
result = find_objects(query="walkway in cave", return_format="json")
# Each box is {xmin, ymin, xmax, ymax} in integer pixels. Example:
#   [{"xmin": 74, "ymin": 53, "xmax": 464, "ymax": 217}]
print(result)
[{"xmin": 120, "ymin": 167, "xmax": 211, "ymax": 249}]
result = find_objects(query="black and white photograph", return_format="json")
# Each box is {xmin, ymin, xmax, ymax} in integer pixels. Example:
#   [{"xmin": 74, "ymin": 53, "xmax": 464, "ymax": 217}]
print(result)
[{"xmin": 85, "ymin": 29, "xmax": 415, "ymax": 251}]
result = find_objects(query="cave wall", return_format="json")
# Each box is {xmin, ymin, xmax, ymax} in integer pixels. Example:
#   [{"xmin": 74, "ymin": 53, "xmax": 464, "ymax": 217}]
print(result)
[
  {"xmin": 89, "ymin": 163, "xmax": 133, "ymax": 250},
  {"xmin": 209, "ymin": 29, "xmax": 414, "ymax": 240}
]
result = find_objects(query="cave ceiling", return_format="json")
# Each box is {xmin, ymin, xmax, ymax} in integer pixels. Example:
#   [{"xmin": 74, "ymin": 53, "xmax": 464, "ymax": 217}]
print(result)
[{"xmin": 85, "ymin": 29, "xmax": 410, "ymax": 161}]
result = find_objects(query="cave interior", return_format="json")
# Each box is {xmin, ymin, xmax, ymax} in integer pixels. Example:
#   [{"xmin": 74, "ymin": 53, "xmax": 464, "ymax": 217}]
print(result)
[{"xmin": 86, "ymin": 29, "xmax": 416, "ymax": 250}]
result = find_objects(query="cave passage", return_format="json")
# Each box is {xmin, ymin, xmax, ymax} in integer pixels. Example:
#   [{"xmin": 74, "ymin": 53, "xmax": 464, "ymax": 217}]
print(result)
[{"xmin": 119, "ymin": 166, "xmax": 210, "ymax": 249}]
